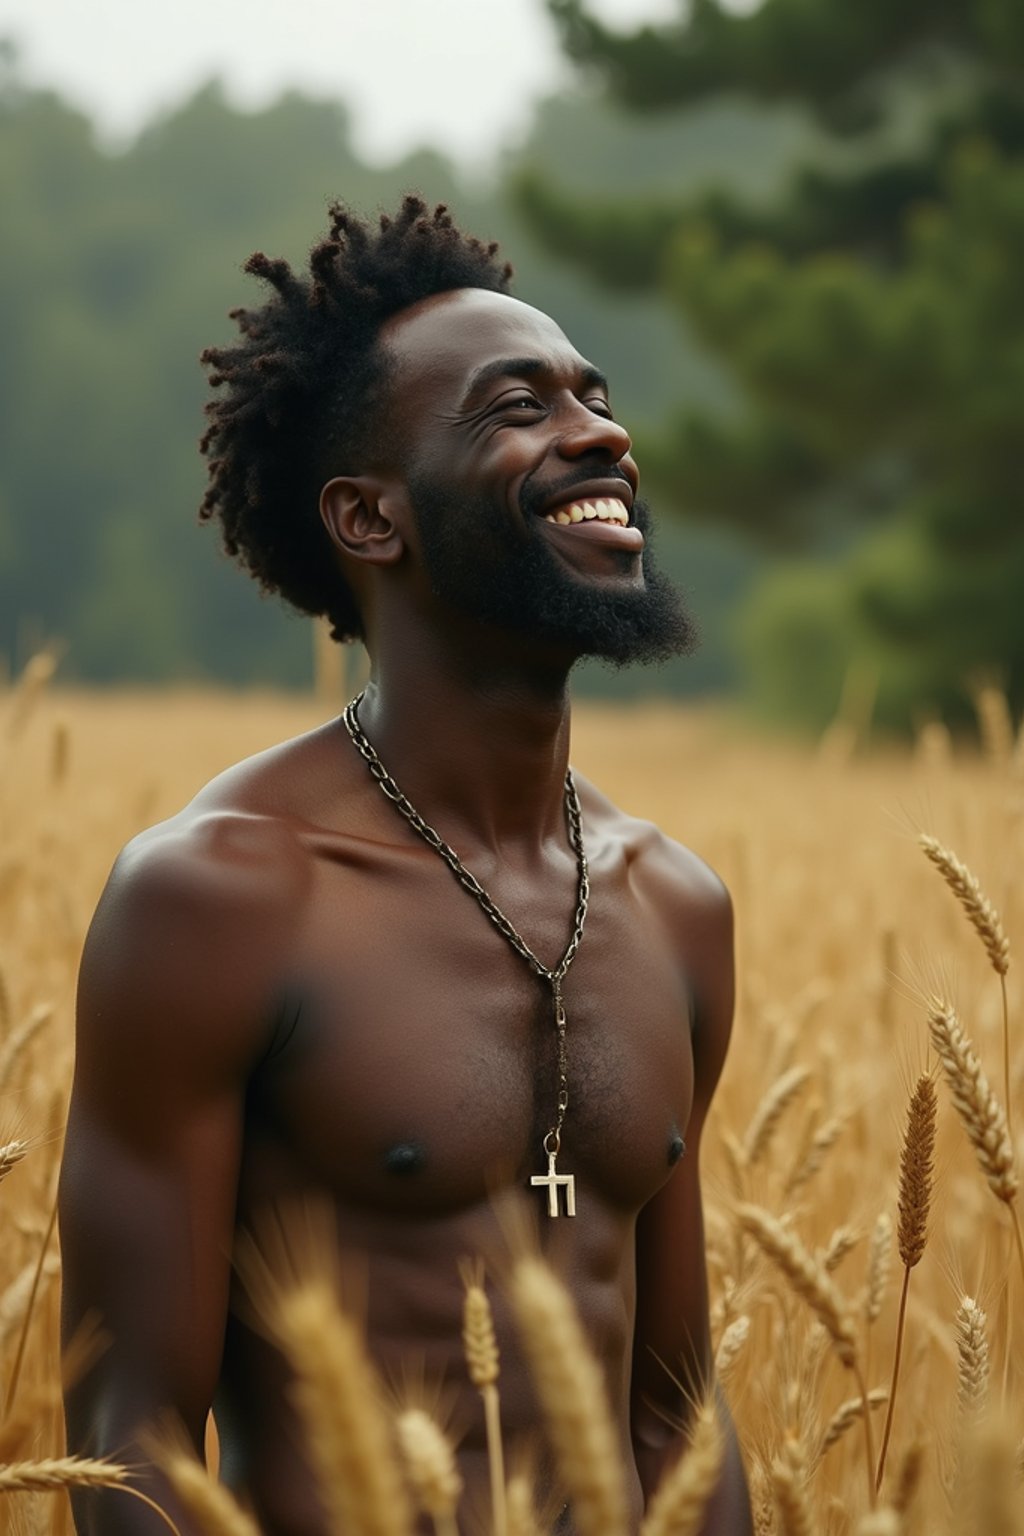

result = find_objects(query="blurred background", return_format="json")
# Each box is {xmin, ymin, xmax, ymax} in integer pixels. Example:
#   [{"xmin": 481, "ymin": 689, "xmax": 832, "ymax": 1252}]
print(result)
[{"xmin": 0, "ymin": 0, "xmax": 1020, "ymax": 735}]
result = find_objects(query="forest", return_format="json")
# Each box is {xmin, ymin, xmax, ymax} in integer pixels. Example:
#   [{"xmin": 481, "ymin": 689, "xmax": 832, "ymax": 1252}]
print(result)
[{"xmin": 2, "ymin": 0, "xmax": 1021, "ymax": 730}]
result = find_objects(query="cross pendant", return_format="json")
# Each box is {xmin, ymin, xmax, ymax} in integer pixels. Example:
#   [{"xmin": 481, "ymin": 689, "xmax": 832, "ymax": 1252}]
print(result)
[{"xmin": 531, "ymin": 1149, "xmax": 576, "ymax": 1217}]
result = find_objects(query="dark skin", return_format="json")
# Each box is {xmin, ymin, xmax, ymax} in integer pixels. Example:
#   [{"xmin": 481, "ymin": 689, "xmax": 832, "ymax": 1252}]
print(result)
[{"xmin": 60, "ymin": 288, "xmax": 752, "ymax": 1535}]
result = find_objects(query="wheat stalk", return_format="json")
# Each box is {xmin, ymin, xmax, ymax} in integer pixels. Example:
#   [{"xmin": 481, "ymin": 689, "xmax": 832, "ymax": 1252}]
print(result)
[
  {"xmin": 0, "ymin": 1457, "xmax": 128, "ymax": 1493},
  {"xmin": 714, "ymin": 1315, "xmax": 750, "ymax": 1382},
  {"xmin": 0, "ymin": 1004, "xmax": 52, "ymax": 1094},
  {"xmin": 395, "ymin": 1407, "xmax": 462, "ymax": 1536},
  {"xmin": 508, "ymin": 1254, "xmax": 629, "ymax": 1536},
  {"xmin": 506, "ymin": 1473, "xmax": 544, "ymax": 1536},
  {"xmin": 739, "ymin": 1205, "xmax": 876, "ymax": 1505},
  {"xmin": 920, "ymin": 836, "xmax": 1014, "ymax": 1144},
  {"xmin": 785, "ymin": 1115, "xmax": 844, "ymax": 1197},
  {"xmin": 738, "ymin": 1206, "xmax": 856, "ymax": 1367},
  {"xmin": 926, "ymin": 1000, "xmax": 1018, "ymax": 1206},
  {"xmin": 274, "ymin": 1278, "xmax": 411, "ymax": 1536},
  {"xmin": 819, "ymin": 1390, "xmax": 888, "ymax": 1459},
  {"xmin": 743, "ymin": 1067, "xmax": 811, "ymax": 1167},
  {"xmin": 461, "ymin": 1263, "xmax": 505, "ymax": 1536},
  {"xmin": 919, "ymin": 836, "xmax": 1010, "ymax": 976},
  {"xmin": 0, "ymin": 1139, "xmax": 28, "ymax": 1186},
  {"xmin": 154, "ymin": 1447, "xmax": 262, "ymax": 1536},
  {"xmin": 821, "ymin": 1226, "xmax": 860, "ymax": 1274},
  {"xmin": 770, "ymin": 1436, "xmax": 815, "ymax": 1536},
  {"xmin": 955, "ymin": 1296, "xmax": 989, "ymax": 1428},
  {"xmin": 639, "ymin": 1402, "xmax": 724, "ymax": 1536},
  {"xmin": 876, "ymin": 1076, "xmax": 937, "ymax": 1492},
  {"xmin": 853, "ymin": 1511, "xmax": 901, "ymax": 1536},
  {"xmin": 891, "ymin": 1441, "xmax": 923, "ymax": 1518}
]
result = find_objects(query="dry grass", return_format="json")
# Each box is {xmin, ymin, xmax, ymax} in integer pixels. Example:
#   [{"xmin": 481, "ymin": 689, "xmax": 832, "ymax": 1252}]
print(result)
[{"xmin": 2, "ymin": 679, "xmax": 1024, "ymax": 1534}]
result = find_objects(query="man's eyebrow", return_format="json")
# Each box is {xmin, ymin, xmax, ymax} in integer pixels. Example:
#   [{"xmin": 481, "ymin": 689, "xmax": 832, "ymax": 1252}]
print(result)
[{"xmin": 458, "ymin": 357, "xmax": 609, "ymax": 410}]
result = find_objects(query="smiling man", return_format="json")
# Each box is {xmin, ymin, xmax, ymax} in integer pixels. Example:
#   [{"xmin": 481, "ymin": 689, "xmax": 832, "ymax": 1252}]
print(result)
[{"xmin": 59, "ymin": 198, "xmax": 752, "ymax": 1535}]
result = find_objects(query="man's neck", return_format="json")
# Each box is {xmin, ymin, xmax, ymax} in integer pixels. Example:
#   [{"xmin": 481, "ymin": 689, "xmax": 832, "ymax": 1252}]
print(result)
[{"xmin": 354, "ymin": 627, "xmax": 575, "ymax": 857}]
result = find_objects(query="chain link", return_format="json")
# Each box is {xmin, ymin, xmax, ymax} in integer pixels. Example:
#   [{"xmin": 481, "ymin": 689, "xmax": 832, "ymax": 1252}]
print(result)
[{"xmin": 342, "ymin": 691, "xmax": 589, "ymax": 1151}]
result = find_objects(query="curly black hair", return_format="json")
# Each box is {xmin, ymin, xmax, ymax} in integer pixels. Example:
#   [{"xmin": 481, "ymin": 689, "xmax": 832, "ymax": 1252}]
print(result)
[{"xmin": 199, "ymin": 196, "xmax": 513, "ymax": 641}]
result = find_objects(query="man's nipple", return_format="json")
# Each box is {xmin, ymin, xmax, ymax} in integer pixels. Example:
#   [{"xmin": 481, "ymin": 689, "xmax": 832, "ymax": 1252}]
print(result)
[
  {"xmin": 668, "ymin": 1132, "xmax": 686, "ymax": 1167},
  {"xmin": 383, "ymin": 1140, "xmax": 427, "ymax": 1176}
]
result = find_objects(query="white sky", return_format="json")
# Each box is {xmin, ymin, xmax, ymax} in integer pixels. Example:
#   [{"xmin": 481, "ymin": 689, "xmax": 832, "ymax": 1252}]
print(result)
[{"xmin": 0, "ymin": 0, "xmax": 684, "ymax": 167}]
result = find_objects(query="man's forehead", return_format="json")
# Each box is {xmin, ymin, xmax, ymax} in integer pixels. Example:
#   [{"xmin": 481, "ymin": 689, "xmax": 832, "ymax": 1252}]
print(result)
[{"xmin": 379, "ymin": 289, "xmax": 586, "ymax": 398}]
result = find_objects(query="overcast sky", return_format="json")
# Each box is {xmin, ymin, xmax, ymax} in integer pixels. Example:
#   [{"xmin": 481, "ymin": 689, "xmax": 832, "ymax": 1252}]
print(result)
[{"xmin": 0, "ymin": 0, "xmax": 684, "ymax": 167}]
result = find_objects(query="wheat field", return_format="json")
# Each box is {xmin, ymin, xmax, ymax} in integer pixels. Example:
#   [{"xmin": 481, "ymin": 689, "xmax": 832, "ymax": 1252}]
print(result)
[{"xmin": 1, "ymin": 662, "xmax": 1022, "ymax": 1535}]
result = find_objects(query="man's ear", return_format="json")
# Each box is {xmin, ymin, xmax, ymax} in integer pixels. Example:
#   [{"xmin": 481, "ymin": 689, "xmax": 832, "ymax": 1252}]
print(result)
[{"xmin": 319, "ymin": 476, "xmax": 406, "ymax": 566}]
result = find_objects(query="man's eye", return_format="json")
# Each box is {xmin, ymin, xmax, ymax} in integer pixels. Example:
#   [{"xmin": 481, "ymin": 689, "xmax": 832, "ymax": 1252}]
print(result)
[
  {"xmin": 504, "ymin": 394, "xmax": 542, "ymax": 410},
  {"xmin": 584, "ymin": 398, "xmax": 614, "ymax": 418}
]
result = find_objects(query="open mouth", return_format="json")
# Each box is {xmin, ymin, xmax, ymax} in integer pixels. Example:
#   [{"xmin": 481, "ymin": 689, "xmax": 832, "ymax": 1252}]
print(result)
[
  {"xmin": 537, "ymin": 495, "xmax": 644, "ymax": 551},
  {"xmin": 542, "ymin": 497, "xmax": 630, "ymax": 528}
]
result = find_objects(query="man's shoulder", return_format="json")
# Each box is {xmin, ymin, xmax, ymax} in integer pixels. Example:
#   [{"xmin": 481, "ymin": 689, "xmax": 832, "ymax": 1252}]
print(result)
[
  {"xmin": 107, "ymin": 713, "xmax": 348, "ymax": 919},
  {"xmin": 80, "ymin": 801, "xmax": 313, "ymax": 1062},
  {"xmin": 577, "ymin": 774, "xmax": 732, "ymax": 931}
]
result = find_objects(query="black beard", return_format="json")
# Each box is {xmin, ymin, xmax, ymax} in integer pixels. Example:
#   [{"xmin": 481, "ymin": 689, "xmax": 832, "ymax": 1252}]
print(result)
[{"xmin": 409, "ymin": 476, "xmax": 699, "ymax": 668}]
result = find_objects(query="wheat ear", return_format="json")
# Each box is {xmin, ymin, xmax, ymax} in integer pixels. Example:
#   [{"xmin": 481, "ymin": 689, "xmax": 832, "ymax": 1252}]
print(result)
[
  {"xmin": 919, "ymin": 835, "xmax": 1010, "ymax": 976},
  {"xmin": 154, "ymin": 1448, "xmax": 262, "ymax": 1536},
  {"xmin": 639, "ymin": 1402, "xmax": 724, "ymax": 1536},
  {"xmin": 819, "ymin": 1390, "xmax": 888, "ymax": 1460},
  {"xmin": 274, "ymin": 1278, "xmax": 411, "ymax": 1536},
  {"xmin": 0, "ymin": 1138, "xmax": 27, "ymax": 1185},
  {"xmin": 926, "ymin": 1000, "xmax": 1024, "ymax": 1296},
  {"xmin": 714, "ymin": 1315, "xmax": 750, "ymax": 1382},
  {"xmin": 743, "ymin": 1067, "xmax": 811, "ymax": 1167},
  {"xmin": 739, "ymin": 1205, "xmax": 875, "ymax": 1506},
  {"xmin": 506, "ymin": 1473, "xmax": 544, "ymax": 1536},
  {"xmin": 955, "ymin": 1296, "xmax": 990, "ymax": 1428},
  {"xmin": 769, "ymin": 1436, "xmax": 815, "ymax": 1536},
  {"xmin": 738, "ymin": 1206, "xmax": 856, "ymax": 1366},
  {"xmin": 890, "ymin": 1442, "xmax": 923, "ymax": 1519},
  {"xmin": 461, "ymin": 1264, "xmax": 506, "ymax": 1536},
  {"xmin": 876, "ymin": 1076, "xmax": 936, "ymax": 1492},
  {"xmin": 395, "ymin": 1407, "xmax": 462, "ymax": 1536},
  {"xmin": 920, "ymin": 835, "xmax": 1013, "ymax": 1142},
  {"xmin": 853, "ymin": 1511, "xmax": 901, "ymax": 1536},
  {"xmin": 0, "ymin": 1458, "xmax": 181, "ymax": 1534},
  {"xmin": 508, "ymin": 1254, "xmax": 629, "ymax": 1536}
]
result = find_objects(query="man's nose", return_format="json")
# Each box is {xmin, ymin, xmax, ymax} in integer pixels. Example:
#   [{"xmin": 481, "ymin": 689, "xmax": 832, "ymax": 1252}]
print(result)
[{"xmin": 557, "ymin": 400, "xmax": 632, "ymax": 463}]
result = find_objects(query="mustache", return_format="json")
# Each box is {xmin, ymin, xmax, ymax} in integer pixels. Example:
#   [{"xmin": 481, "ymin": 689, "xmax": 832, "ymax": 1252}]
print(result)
[{"xmin": 519, "ymin": 463, "xmax": 634, "ymax": 519}]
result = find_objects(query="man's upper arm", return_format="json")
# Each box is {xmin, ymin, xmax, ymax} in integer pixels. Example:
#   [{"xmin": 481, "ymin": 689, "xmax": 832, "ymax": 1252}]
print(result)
[
  {"xmin": 59, "ymin": 813, "xmax": 306, "ymax": 1506},
  {"xmin": 632, "ymin": 847, "xmax": 735, "ymax": 1430}
]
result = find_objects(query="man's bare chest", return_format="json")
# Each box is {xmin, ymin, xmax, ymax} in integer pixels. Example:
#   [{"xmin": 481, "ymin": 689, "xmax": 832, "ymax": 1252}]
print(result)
[{"xmin": 240, "ymin": 841, "xmax": 695, "ymax": 1220}]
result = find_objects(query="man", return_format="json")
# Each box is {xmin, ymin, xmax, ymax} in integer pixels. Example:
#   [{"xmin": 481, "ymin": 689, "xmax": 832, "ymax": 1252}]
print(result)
[{"xmin": 60, "ymin": 197, "xmax": 752, "ymax": 1535}]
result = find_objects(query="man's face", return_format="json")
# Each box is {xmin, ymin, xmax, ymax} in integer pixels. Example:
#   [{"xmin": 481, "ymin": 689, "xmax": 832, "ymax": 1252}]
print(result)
[{"xmin": 378, "ymin": 289, "xmax": 696, "ymax": 666}]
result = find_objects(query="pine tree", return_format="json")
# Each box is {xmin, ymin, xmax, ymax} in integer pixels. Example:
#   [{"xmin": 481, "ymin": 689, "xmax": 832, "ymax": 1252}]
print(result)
[{"xmin": 522, "ymin": 0, "xmax": 1024, "ymax": 728}]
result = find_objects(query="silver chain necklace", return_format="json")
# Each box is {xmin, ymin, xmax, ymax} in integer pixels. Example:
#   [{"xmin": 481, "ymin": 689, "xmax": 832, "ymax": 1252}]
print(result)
[{"xmin": 342, "ymin": 689, "xmax": 589, "ymax": 1217}]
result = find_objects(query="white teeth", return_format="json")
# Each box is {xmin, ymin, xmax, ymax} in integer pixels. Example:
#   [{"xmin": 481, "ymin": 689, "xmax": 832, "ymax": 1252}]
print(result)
[{"xmin": 542, "ymin": 497, "xmax": 629, "ymax": 527}]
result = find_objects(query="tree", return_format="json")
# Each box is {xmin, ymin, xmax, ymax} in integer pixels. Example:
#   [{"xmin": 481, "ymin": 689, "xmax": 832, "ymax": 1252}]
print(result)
[{"xmin": 520, "ymin": 0, "xmax": 1024, "ymax": 729}]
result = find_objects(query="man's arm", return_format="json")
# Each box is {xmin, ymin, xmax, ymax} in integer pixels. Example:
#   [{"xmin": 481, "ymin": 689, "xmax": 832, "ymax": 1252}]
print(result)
[
  {"xmin": 59, "ymin": 811, "xmax": 306, "ymax": 1534},
  {"xmin": 630, "ymin": 851, "xmax": 753, "ymax": 1535}
]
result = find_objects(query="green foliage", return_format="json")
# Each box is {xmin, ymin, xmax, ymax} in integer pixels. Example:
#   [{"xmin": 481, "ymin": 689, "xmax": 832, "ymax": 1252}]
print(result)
[
  {"xmin": 532, "ymin": 0, "xmax": 1024, "ymax": 729},
  {"xmin": 2, "ymin": 44, "xmax": 790, "ymax": 692}
]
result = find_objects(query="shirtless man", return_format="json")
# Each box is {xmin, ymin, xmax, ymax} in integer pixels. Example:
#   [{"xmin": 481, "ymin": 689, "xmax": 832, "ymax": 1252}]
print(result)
[{"xmin": 59, "ymin": 197, "xmax": 752, "ymax": 1535}]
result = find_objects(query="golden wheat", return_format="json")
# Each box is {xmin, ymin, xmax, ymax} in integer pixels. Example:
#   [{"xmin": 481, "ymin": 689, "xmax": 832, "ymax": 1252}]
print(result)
[
  {"xmin": 919, "ymin": 835, "xmax": 1010, "ymax": 976},
  {"xmin": 154, "ymin": 1447, "xmax": 262, "ymax": 1536},
  {"xmin": 508, "ymin": 1255, "xmax": 629, "ymax": 1536},
  {"xmin": 3, "ymin": 687, "xmax": 1024, "ymax": 1536},
  {"xmin": 395, "ymin": 1407, "xmax": 463, "ymax": 1536},
  {"xmin": 927, "ymin": 1000, "xmax": 1017, "ymax": 1204},
  {"xmin": 273, "ymin": 1278, "xmax": 412, "ymax": 1536},
  {"xmin": 639, "ymin": 1402, "xmax": 724, "ymax": 1536}
]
